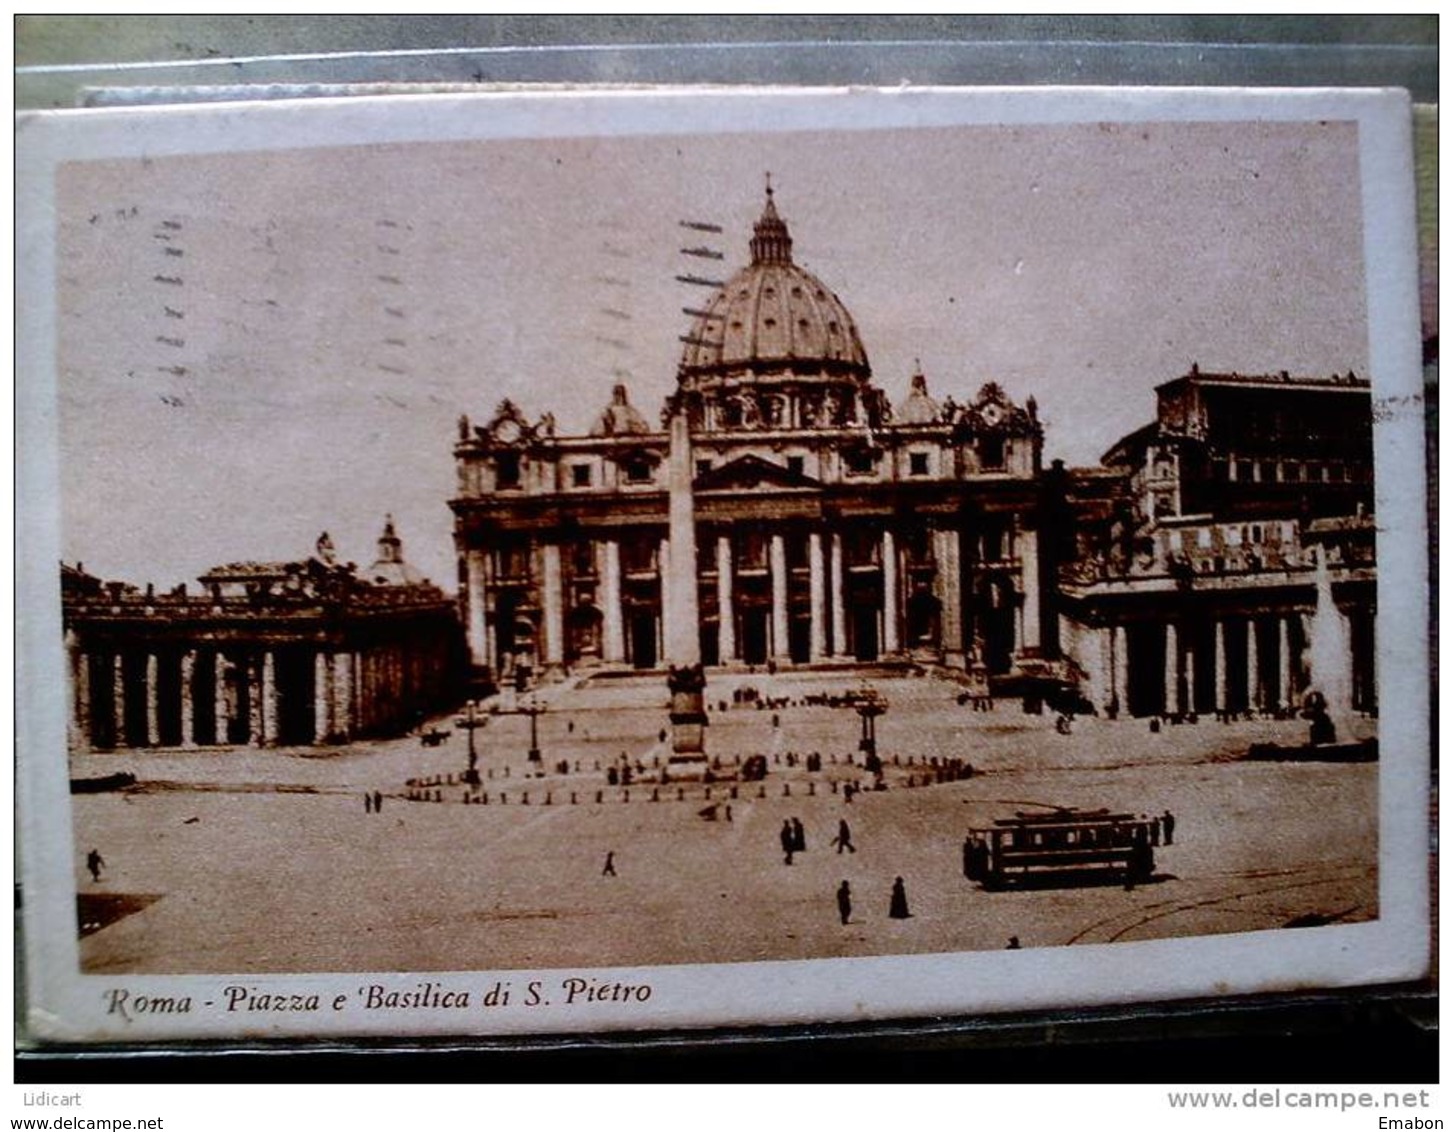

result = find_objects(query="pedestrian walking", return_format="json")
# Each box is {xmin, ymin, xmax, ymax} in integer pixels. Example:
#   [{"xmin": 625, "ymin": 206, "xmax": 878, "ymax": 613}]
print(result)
[
  {"xmin": 780, "ymin": 820, "xmax": 796, "ymax": 866},
  {"xmin": 792, "ymin": 817, "xmax": 806, "ymax": 853},
  {"xmin": 1162, "ymin": 809, "xmax": 1176, "ymax": 845},
  {"xmin": 602, "ymin": 851, "xmax": 617, "ymax": 877},
  {"xmin": 836, "ymin": 881, "xmax": 852, "ymax": 925},
  {"xmin": 373, "ymin": 790, "xmax": 383, "ymax": 814},
  {"xmin": 364, "ymin": 793, "xmax": 373, "ymax": 814},
  {"xmin": 85, "ymin": 848, "xmax": 105, "ymax": 883},
  {"xmin": 832, "ymin": 819, "xmax": 856, "ymax": 854},
  {"xmin": 888, "ymin": 876, "xmax": 911, "ymax": 919}
]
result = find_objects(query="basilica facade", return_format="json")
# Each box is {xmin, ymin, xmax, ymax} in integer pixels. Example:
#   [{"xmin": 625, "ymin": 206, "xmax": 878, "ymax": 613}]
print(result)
[{"xmin": 452, "ymin": 189, "xmax": 1053, "ymax": 688}]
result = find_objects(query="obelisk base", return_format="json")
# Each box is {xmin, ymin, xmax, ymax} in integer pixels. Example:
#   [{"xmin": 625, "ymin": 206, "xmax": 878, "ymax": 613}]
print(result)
[{"xmin": 665, "ymin": 663, "xmax": 709, "ymax": 781}]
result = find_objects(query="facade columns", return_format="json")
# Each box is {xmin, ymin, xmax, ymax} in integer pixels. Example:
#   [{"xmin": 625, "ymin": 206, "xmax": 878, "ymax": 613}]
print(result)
[
  {"xmin": 1247, "ymin": 617, "xmax": 1261, "ymax": 712},
  {"xmin": 1164, "ymin": 622, "xmax": 1179, "ymax": 715},
  {"xmin": 314, "ymin": 650, "xmax": 331, "ymax": 743},
  {"xmin": 542, "ymin": 542, "xmax": 564, "ymax": 666},
  {"xmin": 830, "ymin": 531, "xmax": 846, "ymax": 658},
  {"xmin": 808, "ymin": 531, "xmax": 826, "ymax": 662},
  {"xmin": 1017, "ymin": 525, "xmax": 1041, "ymax": 654},
  {"xmin": 602, "ymin": 539, "xmax": 625, "ymax": 664},
  {"xmin": 180, "ymin": 650, "xmax": 196, "ymax": 748},
  {"xmin": 716, "ymin": 534, "xmax": 736, "ymax": 663},
  {"xmin": 465, "ymin": 548, "xmax": 489, "ymax": 669},
  {"xmin": 769, "ymin": 532, "xmax": 789, "ymax": 662},
  {"xmin": 882, "ymin": 529, "xmax": 900, "ymax": 655},
  {"xmin": 1214, "ymin": 620, "xmax": 1228, "ymax": 714},
  {"xmin": 145, "ymin": 652, "xmax": 160, "ymax": 747},
  {"xmin": 112, "ymin": 652, "xmax": 127, "ymax": 747},
  {"xmin": 935, "ymin": 527, "xmax": 964, "ymax": 662},
  {"xmin": 1111, "ymin": 624, "xmax": 1129, "ymax": 716}
]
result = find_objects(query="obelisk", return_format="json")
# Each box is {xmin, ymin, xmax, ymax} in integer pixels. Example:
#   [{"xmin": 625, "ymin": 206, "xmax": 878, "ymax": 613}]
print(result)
[{"xmin": 664, "ymin": 407, "xmax": 709, "ymax": 779}]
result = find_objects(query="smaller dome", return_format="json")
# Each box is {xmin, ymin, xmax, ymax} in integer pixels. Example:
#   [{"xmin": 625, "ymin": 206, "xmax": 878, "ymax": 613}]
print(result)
[
  {"xmin": 368, "ymin": 515, "xmax": 424, "ymax": 586},
  {"xmin": 591, "ymin": 383, "xmax": 650, "ymax": 436},
  {"xmin": 895, "ymin": 364, "xmax": 941, "ymax": 424}
]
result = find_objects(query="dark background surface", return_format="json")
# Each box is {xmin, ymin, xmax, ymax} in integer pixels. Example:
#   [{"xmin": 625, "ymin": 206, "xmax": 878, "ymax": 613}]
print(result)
[{"xmin": 15, "ymin": 13, "xmax": 1437, "ymax": 1085}]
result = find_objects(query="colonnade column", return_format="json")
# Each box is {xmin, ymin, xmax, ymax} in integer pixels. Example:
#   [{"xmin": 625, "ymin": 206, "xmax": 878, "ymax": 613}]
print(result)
[
  {"xmin": 1277, "ymin": 615, "xmax": 1292, "ymax": 710},
  {"xmin": 112, "ymin": 653, "xmax": 127, "ymax": 747},
  {"xmin": 936, "ymin": 528, "xmax": 963, "ymax": 663},
  {"xmin": 881, "ymin": 529, "xmax": 900, "ymax": 655},
  {"xmin": 829, "ymin": 531, "xmax": 846, "ymax": 659},
  {"xmin": 465, "ymin": 548, "xmax": 489, "ymax": 669},
  {"xmin": 808, "ymin": 531, "xmax": 826, "ymax": 662},
  {"xmin": 1164, "ymin": 622, "xmax": 1180, "ymax": 715},
  {"xmin": 769, "ymin": 533, "xmax": 789, "ymax": 662},
  {"xmin": 261, "ymin": 650, "xmax": 277, "ymax": 747},
  {"xmin": 602, "ymin": 539, "xmax": 624, "ymax": 664},
  {"xmin": 180, "ymin": 650, "xmax": 196, "ymax": 748},
  {"xmin": 213, "ymin": 651, "xmax": 229, "ymax": 744},
  {"xmin": 1214, "ymin": 620, "xmax": 1228, "ymax": 714},
  {"xmin": 314, "ymin": 650, "xmax": 331, "ymax": 743},
  {"xmin": 144, "ymin": 653, "xmax": 160, "ymax": 747},
  {"xmin": 1247, "ymin": 618, "xmax": 1261, "ymax": 712},
  {"xmin": 716, "ymin": 534, "xmax": 736, "ymax": 663},
  {"xmin": 542, "ymin": 542, "xmax": 564, "ymax": 666},
  {"xmin": 1184, "ymin": 645, "xmax": 1196, "ymax": 715},
  {"xmin": 1112, "ymin": 625, "xmax": 1129, "ymax": 716},
  {"xmin": 332, "ymin": 651, "xmax": 353, "ymax": 740},
  {"xmin": 76, "ymin": 645, "xmax": 91, "ymax": 750}
]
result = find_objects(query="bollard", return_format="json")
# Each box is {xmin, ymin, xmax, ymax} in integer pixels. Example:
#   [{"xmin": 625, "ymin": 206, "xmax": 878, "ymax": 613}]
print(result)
[
  {"xmin": 705, "ymin": 786, "xmax": 712, "ymax": 799},
  {"xmin": 623, "ymin": 789, "xmax": 630, "ymax": 803},
  {"xmin": 831, "ymin": 780, "xmax": 839, "ymax": 793},
  {"xmin": 501, "ymin": 792, "xmax": 508, "ymax": 804},
  {"xmin": 809, "ymin": 781, "xmax": 816, "ymax": 796},
  {"xmin": 522, "ymin": 792, "xmax": 529, "ymax": 805},
  {"xmin": 488, "ymin": 767, "xmax": 494, "ymax": 779},
  {"xmin": 677, "ymin": 787, "xmax": 685, "ymax": 801},
  {"xmin": 651, "ymin": 788, "xmax": 659, "ymax": 802},
  {"xmin": 574, "ymin": 760, "xmax": 581, "ymax": 772},
  {"xmin": 783, "ymin": 782, "xmax": 791, "ymax": 797},
  {"xmin": 758, "ymin": 785, "xmax": 766, "ymax": 799},
  {"xmin": 504, "ymin": 766, "xmax": 510, "ymax": 778},
  {"xmin": 545, "ymin": 792, "xmax": 552, "ymax": 805},
  {"xmin": 570, "ymin": 792, "xmax": 577, "ymax": 805},
  {"xmin": 596, "ymin": 790, "xmax": 604, "ymax": 804},
  {"xmin": 448, "ymin": 773, "xmax": 455, "ymax": 785},
  {"xmin": 730, "ymin": 785, "xmax": 738, "ymax": 799}
]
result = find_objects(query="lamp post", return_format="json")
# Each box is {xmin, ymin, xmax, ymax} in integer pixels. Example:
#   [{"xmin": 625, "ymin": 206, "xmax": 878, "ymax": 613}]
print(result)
[
  {"xmin": 521, "ymin": 696, "xmax": 545, "ymax": 775},
  {"xmin": 459, "ymin": 699, "xmax": 484, "ymax": 786},
  {"xmin": 851, "ymin": 689, "xmax": 887, "ymax": 776}
]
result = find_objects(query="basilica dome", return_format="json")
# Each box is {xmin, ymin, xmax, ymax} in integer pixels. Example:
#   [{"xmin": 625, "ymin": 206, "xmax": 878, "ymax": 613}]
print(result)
[{"xmin": 678, "ymin": 189, "xmax": 870, "ymax": 381}]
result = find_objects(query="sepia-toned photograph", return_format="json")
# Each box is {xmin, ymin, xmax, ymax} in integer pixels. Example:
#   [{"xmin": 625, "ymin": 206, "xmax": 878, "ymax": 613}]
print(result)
[{"xmin": 16, "ymin": 86, "xmax": 1428, "ymax": 1041}]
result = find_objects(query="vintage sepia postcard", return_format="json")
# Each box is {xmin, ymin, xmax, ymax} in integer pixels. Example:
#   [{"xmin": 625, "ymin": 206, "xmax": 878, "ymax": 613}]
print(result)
[{"xmin": 16, "ymin": 85, "xmax": 1429, "ymax": 1042}]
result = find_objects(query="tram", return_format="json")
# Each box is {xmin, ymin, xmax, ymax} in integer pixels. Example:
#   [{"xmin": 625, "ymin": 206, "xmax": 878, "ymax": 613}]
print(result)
[{"xmin": 963, "ymin": 808, "xmax": 1156, "ymax": 889}]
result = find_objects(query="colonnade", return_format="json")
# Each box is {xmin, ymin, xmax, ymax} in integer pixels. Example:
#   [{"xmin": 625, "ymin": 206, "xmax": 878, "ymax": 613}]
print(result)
[{"xmin": 66, "ymin": 640, "xmax": 443, "ymax": 750}]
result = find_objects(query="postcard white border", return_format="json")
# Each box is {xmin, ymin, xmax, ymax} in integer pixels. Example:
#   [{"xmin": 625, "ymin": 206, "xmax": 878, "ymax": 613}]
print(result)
[{"xmin": 17, "ymin": 85, "xmax": 1429, "ymax": 1042}]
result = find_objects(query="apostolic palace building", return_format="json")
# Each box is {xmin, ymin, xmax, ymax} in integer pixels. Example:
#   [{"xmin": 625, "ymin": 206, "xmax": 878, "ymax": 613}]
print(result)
[{"xmin": 62, "ymin": 185, "xmax": 1379, "ymax": 750}]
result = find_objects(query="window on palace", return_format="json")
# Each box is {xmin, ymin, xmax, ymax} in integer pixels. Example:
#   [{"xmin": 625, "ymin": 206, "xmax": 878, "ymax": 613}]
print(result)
[
  {"xmin": 570, "ymin": 464, "xmax": 592, "ymax": 488},
  {"xmin": 980, "ymin": 435, "xmax": 1005, "ymax": 471},
  {"xmin": 572, "ymin": 542, "xmax": 595, "ymax": 576},
  {"xmin": 786, "ymin": 455, "xmax": 805, "ymax": 477},
  {"xmin": 697, "ymin": 459, "xmax": 713, "ymax": 477},
  {"xmin": 622, "ymin": 537, "xmax": 657, "ymax": 573},
  {"xmin": 785, "ymin": 534, "xmax": 808, "ymax": 570},
  {"xmin": 737, "ymin": 531, "xmax": 768, "ymax": 571},
  {"xmin": 495, "ymin": 452, "xmax": 521, "ymax": 490},
  {"xmin": 844, "ymin": 447, "xmax": 875, "ymax": 475},
  {"xmin": 909, "ymin": 452, "xmax": 930, "ymax": 476}
]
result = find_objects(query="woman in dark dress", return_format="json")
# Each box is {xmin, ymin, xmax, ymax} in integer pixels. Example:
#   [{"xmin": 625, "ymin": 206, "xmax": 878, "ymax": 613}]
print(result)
[{"xmin": 888, "ymin": 876, "xmax": 911, "ymax": 919}]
